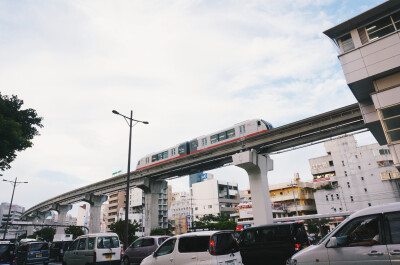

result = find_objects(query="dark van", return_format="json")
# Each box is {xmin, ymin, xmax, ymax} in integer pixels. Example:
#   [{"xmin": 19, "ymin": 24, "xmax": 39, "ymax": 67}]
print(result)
[
  {"xmin": 49, "ymin": 241, "xmax": 73, "ymax": 262},
  {"xmin": 16, "ymin": 241, "xmax": 49, "ymax": 265},
  {"xmin": 0, "ymin": 241, "xmax": 16, "ymax": 265},
  {"xmin": 238, "ymin": 222, "xmax": 310, "ymax": 265}
]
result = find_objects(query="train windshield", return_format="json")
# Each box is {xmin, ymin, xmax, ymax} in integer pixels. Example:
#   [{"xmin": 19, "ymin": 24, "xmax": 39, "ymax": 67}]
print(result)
[{"xmin": 261, "ymin": 120, "xmax": 273, "ymax": 129}]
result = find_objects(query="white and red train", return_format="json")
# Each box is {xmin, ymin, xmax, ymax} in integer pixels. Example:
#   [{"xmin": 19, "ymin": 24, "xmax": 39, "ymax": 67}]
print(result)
[{"xmin": 136, "ymin": 119, "xmax": 273, "ymax": 170}]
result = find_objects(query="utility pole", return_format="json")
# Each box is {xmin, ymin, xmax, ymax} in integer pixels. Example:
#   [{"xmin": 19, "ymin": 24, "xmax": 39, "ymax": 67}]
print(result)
[
  {"xmin": 290, "ymin": 181, "xmax": 299, "ymax": 216},
  {"xmin": 2, "ymin": 177, "xmax": 28, "ymax": 240}
]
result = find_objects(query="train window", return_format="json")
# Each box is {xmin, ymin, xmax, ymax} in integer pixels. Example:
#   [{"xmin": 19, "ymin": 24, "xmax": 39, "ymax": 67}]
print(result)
[
  {"xmin": 152, "ymin": 155, "xmax": 158, "ymax": 162},
  {"xmin": 157, "ymin": 153, "xmax": 163, "ymax": 160},
  {"xmin": 227, "ymin": 129, "xmax": 235, "ymax": 139},
  {"xmin": 201, "ymin": 138, "xmax": 207, "ymax": 146},
  {"xmin": 191, "ymin": 140, "xmax": 198, "ymax": 149},
  {"xmin": 218, "ymin": 132, "xmax": 227, "ymax": 141},
  {"xmin": 171, "ymin": 148, "xmax": 176, "ymax": 156},
  {"xmin": 239, "ymin": 125, "xmax": 246, "ymax": 134},
  {"xmin": 146, "ymin": 157, "xmax": 149, "ymax": 164},
  {"xmin": 178, "ymin": 144, "xmax": 186, "ymax": 155},
  {"xmin": 162, "ymin": 151, "xmax": 168, "ymax": 159},
  {"xmin": 210, "ymin": 134, "xmax": 218, "ymax": 144}
]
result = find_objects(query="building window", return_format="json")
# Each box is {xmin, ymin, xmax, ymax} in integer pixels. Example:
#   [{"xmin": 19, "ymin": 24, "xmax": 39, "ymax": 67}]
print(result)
[
  {"xmin": 358, "ymin": 166, "xmax": 361, "ymax": 170},
  {"xmin": 347, "ymin": 182, "xmax": 350, "ymax": 188},
  {"xmin": 364, "ymin": 188, "xmax": 368, "ymax": 192},
  {"xmin": 326, "ymin": 195, "xmax": 329, "ymax": 201},
  {"xmin": 342, "ymin": 161, "xmax": 345, "ymax": 166},
  {"xmin": 336, "ymin": 194, "xmax": 340, "ymax": 200},
  {"xmin": 381, "ymin": 103, "xmax": 400, "ymax": 144},
  {"xmin": 350, "ymin": 196, "xmax": 354, "ymax": 202},
  {"xmin": 339, "ymin": 33, "xmax": 355, "ymax": 52},
  {"xmin": 331, "ymin": 194, "xmax": 334, "ymax": 201},
  {"xmin": 365, "ymin": 16, "xmax": 396, "ymax": 41},
  {"xmin": 368, "ymin": 203, "xmax": 372, "ymax": 207},
  {"xmin": 361, "ymin": 177, "xmax": 364, "ymax": 180}
]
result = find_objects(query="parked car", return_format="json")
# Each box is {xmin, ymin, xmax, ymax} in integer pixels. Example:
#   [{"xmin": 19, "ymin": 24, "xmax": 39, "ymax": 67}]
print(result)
[
  {"xmin": 0, "ymin": 241, "xmax": 16, "ymax": 265},
  {"xmin": 16, "ymin": 241, "xmax": 49, "ymax": 265},
  {"xmin": 63, "ymin": 232, "xmax": 121, "ymax": 265},
  {"xmin": 140, "ymin": 231, "xmax": 242, "ymax": 265},
  {"xmin": 122, "ymin": 236, "xmax": 169, "ymax": 265},
  {"xmin": 238, "ymin": 222, "xmax": 310, "ymax": 265},
  {"xmin": 288, "ymin": 202, "xmax": 400, "ymax": 265},
  {"xmin": 49, "ymin": 240, "xmax": 73, "ymax": 262}
]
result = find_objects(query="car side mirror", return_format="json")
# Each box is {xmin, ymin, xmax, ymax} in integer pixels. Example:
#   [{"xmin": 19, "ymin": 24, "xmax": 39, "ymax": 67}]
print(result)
[{"xmin": 327, "ymin": 237, "xmax": 337, "ymax": 248}]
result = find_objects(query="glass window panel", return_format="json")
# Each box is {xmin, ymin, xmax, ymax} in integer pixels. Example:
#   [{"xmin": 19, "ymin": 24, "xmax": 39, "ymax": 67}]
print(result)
[
  {"xmin": 384, "ymin": 116, "xmax": 400, "ymax": 130},
  {"xmin": 381, "ymin": 104, "xmax": 400, "ymax": 119},
  {"xmin": 163, "ymin": 151, "xmax": 168, "ymax": 159},
  {"xmin": 388, "ymin": 130, "xmax": 400, "ymax": 142},
  {"xmin": 210, "ymin": 134, "xmax": 218, "ymax": 144},
  {"xmin": 156, "ymin": 238, "xmax": 176, "ymax": 256},
  {"xmin": 142, "ymin": 238, "xmax": 154, "ymax": 247},
  {"xmin": 340, "ymin": 33, "xmax": 355, "ymax": 52},
  {"xmin": 191, "ymin": 140, "xmax": 198, "ymax": 149},
  {"xmin": 78, "ymin": 238, "xmax": 87, "ymax": 250},
  {"xmin": 385, "ymin": 212, "xmax": 400, "ymax": 244},
  {"xmin": 393, "ymin": 11, "xmax": 400, "ymax": 30},
  {"xmin": 218, "ymin": 132, "xmax": 227, "ymax": 141},
  {"xmin": 152, "ymin": 155, "xmax": 158, "ymax": 162},
  {"xmin": 178, "ymin": 144, "xmax": 186, "ymax": 155},
  {"xmin": 88, "ymin": 238, "xmax": 96, "ymax": 250},
  {"xmin": 366, "ymin": 17, "xmax": 395, "ymax": 40},
  {"xmin": 227, "ymin": 129, "xmax": 235, "ymax": 139}
]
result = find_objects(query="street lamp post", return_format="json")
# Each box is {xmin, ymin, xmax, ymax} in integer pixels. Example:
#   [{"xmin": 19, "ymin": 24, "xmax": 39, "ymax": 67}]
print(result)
[
  {"xmin": 2, "ymin": 177, "xmax": 28, "ymax": 240},
  {"xmin": 112, "ymin": 110, "xmax": 148, "ymax": 249}
]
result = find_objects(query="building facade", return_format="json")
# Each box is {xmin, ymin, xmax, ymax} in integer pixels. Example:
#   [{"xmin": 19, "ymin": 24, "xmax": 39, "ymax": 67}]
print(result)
[
  {"xmin": 324, "ymin": 0, "xmax": 400, "ymax": 171},
  {"xmin": 191, "ymin": 174, "xmax": 240, "ymax": 222},
  {"xmin": 104, "ymin": 191, "xmax": 126, "ymax": 231},
  {"xmin": 0, "ymin": 202, "xmax": 25, "ymax": 239},
  {"xmin": 269, "ymin": 175, "xmax": 316, "ymax": 216},
  {"xmin": 168, "ymin": 191, "xmax": 191, "ymax": 235},
  {"xmin": 310, "ymin": 135, "xmax": 400, "ymax": 214}
]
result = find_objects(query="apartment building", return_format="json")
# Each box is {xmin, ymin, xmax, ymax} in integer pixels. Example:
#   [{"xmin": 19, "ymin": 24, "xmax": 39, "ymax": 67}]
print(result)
[{"xmin": 309, "ymin": 135, "xmax": 400, "ymax": 214}]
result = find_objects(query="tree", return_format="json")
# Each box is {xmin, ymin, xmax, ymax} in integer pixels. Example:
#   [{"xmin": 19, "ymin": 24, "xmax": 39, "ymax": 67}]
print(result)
[
  {"xmin": 32, "ymin": 227, "xmax": 56, "ymax": 242},
  {"xmin": 0, "ymin": 93, "xmax": 43, "ymax": 171},
  {"xmin": 150, "ymin": 227, "xmax": 166, "ymax": 236},
  {"xmin": 65, "ymin": 226, "xmax": 84, "ymax": 239},
  {"xmin": 109, "ymin": 219, "xmax": 140, "ymax": 246}
]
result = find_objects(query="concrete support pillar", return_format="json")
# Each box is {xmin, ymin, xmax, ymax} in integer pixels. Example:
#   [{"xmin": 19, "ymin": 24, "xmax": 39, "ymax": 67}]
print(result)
[
  {"xmin": 23, "ymin": 216, "xmax": 37, "ymax": 236},
  {"xmin": 52, "ymin": 203, "xmax": 73, "ymax": 235},
  {"xmin": 84, "ymin": 194, "xmax": 108, "ymax": 234},
  {"xmin": 233, "ymin": 150, "xmax": 274, "ymax": 225},
  {"xmin": 139, "ymin": 179, "xmax": 168, "ymax": 236}
]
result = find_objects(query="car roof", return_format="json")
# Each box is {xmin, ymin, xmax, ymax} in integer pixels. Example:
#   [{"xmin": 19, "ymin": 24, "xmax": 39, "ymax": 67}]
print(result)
[
  {"xmin": 349, "ymin": 202, "xmax": 400, "ymax": 219},
  {"xmin": 173, "ymin": 231, "xmax": 232, "ymax": 239},
  {"xmin": 78, "ymin": 232, "xmax": 118, "ymax": 238},
  {"xmin": 243, "ymin": 221, "xmax": 301, "ymax": 230}
]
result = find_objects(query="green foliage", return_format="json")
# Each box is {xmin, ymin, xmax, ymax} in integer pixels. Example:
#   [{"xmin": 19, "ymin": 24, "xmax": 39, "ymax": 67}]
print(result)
[
  {"xmin": 32, "ymin": 227, "xmax": 56, "ymax": 242},
  {"xmin": 109, "ymin": 219, "xmax": 141, "ymax": 246},
  {"xmin": 150, "ymin": 227, "xmax": 167, "ymax": 236},
  {"xmin": 0, "ymin": 93, "xmax": 43, "ymax": 171},
  {"xmin": 65, "ymin": 226, "xmax": 84, "ymax": 239},
  {"xmin": 194, "ymin": 213, "xmax": 236, "ymax": 231}
]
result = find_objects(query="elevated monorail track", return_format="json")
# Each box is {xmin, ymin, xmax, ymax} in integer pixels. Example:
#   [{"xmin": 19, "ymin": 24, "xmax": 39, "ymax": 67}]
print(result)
[{"xmin": 24, "ymin": 103, "xmax": 365, "ymax": 216}]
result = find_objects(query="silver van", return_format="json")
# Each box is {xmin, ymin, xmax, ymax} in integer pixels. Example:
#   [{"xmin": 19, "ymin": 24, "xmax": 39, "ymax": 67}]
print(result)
[
  {"xmin": 289, "ymin": 202, "xmax": 400, "ymax": 265},
  {"xmin": 140, "ymin": 231, "xmax": 242, "ymax": 265},
  {"xmin": 63, "ymin": 232, "xmax": 121, "ymax": 265}
]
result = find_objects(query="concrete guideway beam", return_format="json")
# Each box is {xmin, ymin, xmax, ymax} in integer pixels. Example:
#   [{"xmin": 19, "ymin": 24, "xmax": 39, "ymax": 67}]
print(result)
[
  {"xmin": 233, "ymin": 150, "xmax": 274, "ymax": 225},
  {"xmin": 51, "ymin": 203, "xmax": 73, "ymax": 235},
  {"xmin": 83, "ymin": 194, "xmax": 108, "ymax": 234}
]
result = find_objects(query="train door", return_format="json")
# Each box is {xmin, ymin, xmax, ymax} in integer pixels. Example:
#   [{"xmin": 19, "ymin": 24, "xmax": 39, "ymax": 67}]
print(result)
[{"xmin": 189, "ymin": 140, "xmax": 198, "ymax": 153}]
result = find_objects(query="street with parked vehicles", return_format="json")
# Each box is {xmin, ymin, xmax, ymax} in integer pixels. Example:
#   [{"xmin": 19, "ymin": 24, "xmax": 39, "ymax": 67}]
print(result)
[{"xmin": 2, "ymin": 202, "xmax": 400, "ymax": 265}]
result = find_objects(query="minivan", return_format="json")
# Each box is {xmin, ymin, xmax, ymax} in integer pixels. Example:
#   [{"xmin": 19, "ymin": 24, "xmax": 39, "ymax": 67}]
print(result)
[
  {"xmin": 140, "ymin": 231, "xmax": 243, "ymax": 265},
  {"xmin": 122, "ymin": 236, "xmax": 169, "ymax": 265},
  {"xmin": 0, "ymin": 241, "xmax": 16, "ymax": 265},
  {"xmin": 238, "ymin": 222, "xmax": 309, "ymax": 265},
  {"xmin": 16, "ymin": 241, "xmax": 50, "ymax": 265},
  {"xmin": 289, "ymin": 202, "xmax": 400, "ymax": 265},
  {"xmin": 63, "ymin": 232, "xmax": 121, "ymax": 265}
]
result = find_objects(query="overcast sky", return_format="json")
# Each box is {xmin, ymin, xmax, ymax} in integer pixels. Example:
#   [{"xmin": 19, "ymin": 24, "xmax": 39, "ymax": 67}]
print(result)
[{"xmin": 0, "ymin": 0, "xmax": 385, "ymax": 214}]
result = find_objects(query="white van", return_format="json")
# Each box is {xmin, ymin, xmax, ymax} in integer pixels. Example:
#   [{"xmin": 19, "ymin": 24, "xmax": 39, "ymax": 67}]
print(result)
[
  {"xmin": 288, "ymin": 202, "xmax": 400, "ymax": 265},
  {"xmin": 63, "ymin": 232, "xmax": 121, "ymax": 265},
  {"xmin": 140, "ymin": 231, "xmax": 243, "ymax": 265}
]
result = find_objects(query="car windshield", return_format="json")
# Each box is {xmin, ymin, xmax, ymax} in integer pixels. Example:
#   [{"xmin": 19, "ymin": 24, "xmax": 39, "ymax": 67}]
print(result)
[
  {"xmin": 158, "ymin": 237, "xmax": 169, "ymax": 245},
  {"xmin": 30, "ymin": 243, "xmax": 48, "ymax": 251},
  {"xmin": 97, "ymin": 237, "xmax": 119, "ymax": 249},
  {"xmin": 317, "ymin": 217, "xmax": 349, "ymax": 245}
]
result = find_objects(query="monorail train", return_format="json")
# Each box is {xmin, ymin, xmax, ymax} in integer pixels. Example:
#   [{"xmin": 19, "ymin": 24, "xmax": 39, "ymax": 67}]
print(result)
[{"xmin": 136, "ymin": 119, "xmax": 273, "ymax": 170}]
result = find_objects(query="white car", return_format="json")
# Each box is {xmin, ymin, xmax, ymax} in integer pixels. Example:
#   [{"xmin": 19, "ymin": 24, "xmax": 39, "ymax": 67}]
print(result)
[
  {"xmin": 63, "ymin": 232, "xmax": 121, "ymax": 265},
  {"xmin": 140, "ymin": 231, "xmax": 243, "ymax": 265},
  {"xmin": 289, "ymin": 202, "xmax": 400, "ymax": 265}
]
